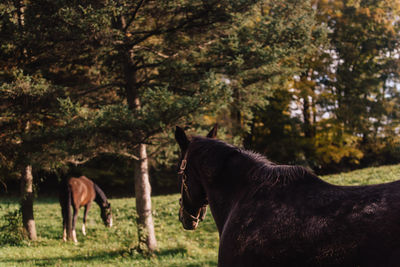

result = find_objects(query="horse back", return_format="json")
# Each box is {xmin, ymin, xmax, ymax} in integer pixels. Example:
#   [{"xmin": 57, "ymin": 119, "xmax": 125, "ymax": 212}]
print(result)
[
  {"xmin": 68, "ymin": 176, "xmax": 96, "ymax": 207},
  {"xmin": 218, "ymin": 178, "xmax": 400, "ymax": 266}
]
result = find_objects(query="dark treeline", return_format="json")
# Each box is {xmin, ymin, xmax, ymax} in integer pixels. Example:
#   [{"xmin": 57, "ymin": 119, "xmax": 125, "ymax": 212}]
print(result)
[{"xmin": 0, "ymin": 0, "xmax": 399, "ymax": 250}]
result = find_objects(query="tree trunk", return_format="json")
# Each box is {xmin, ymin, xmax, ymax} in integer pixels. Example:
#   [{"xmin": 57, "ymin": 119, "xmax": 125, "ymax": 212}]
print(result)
[
  {"xmin": 303, "ymin": 95, "xmax": 313, "ymax": 139},
  {"xmin": 123, "ymin": 60, "xmax": 157, "ymax": 252},
  {"xmin": 134, "ymin": 143, "xmax": 157, "ymax": 252},
  {"xmin": 20, "ymin": 165, "xmax": 37, "ymax": 240}
]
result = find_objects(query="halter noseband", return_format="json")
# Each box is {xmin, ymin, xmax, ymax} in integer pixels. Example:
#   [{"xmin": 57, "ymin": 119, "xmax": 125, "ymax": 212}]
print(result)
[{"xmin": 178, "ymin": 150, "xmax": 206, "ymax": 224}]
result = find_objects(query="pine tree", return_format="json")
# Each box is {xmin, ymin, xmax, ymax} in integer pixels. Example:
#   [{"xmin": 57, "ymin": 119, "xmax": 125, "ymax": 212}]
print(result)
[
  {"xmin": 1, "ymin": 0, "xmax": 324, "ymax": 248},
  {"xmin": 2, "ymin": 0, "xmax": 259, "ymax": 251}
]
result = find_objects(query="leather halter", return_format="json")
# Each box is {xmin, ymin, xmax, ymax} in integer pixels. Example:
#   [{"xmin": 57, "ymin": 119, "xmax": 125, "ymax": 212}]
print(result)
[{"xmin": 178, "ymin": 151, "xmax": 206, "ymax": 223}]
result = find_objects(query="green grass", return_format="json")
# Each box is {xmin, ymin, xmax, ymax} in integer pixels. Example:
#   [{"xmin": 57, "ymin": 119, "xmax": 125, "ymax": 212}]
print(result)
[
  {"xmin": 323, "ymin": 164, "xmax": 400, "ymax": 186},
  {"xmin": 0, "ymin": 195, "xmax": 218, "ymax": 267},
  {"xmin": 1, "ymin": 164, "xmax": 400, "ymax": 266}
]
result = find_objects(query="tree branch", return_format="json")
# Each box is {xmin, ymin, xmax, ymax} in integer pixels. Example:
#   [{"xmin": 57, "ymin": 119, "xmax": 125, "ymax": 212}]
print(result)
[
  {"xmin": 74, "ymin": 83, "xmax": 125, "ymax": 97},
  {"xmin": 124, "ymin": 0, "xmax": 147, "ymax": 32}
]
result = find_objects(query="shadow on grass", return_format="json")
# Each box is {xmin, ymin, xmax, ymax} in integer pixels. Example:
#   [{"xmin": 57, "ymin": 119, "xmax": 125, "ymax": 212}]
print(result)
[
  {"xmin": 184, "ymin": 261, "xmax": 218, "ymax": 267},
  {"xmin": 0, "ymin": 249, "xmax": 124, "ymax": 266},
  {"xmin": 156, "ymin": 247, "xmax": 187, "ymax": 257},
  {"xmin": 1, "ymin": 246, "xmax": 217, "ymax": 267}
]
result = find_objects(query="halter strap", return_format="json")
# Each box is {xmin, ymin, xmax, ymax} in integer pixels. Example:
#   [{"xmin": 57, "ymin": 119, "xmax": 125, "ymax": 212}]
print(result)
[
  {"xmin": 179, "ymin": 150, "xmax": 190, "ymax": 200},
  {"xmin": 178, "ymin": 150, "xmax": 188, "ymax": 175},
  {"xmin": 178, "ymin": 150, "xmax": 206, "ymax": 223}
]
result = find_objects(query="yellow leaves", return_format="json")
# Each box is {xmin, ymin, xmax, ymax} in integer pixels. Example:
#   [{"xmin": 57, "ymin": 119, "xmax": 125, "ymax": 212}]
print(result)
[
  {"xmin": 293, "ymin": 78, "xmax": 316, "ymax": 92},
  {"xmin": 347, "ymin": 0, "xmax": 361, "ymax": 8},
  {"xmin": 282, "ymin": 124, "xmax": 291, "ymax": 133},
  {"xmin": 202, "ymin": 115, "xmax": 215, "ymax": 125},
  {"xmin": 359, "ymin": 7, "xmax": 370, "ymax": 17},
  {"xmin": 31, "ymin": 120, "xmax": 43, "ymax": 127},
  {"xmin": 316, "ymin": 143, "xmax": 364, "ymax": 164},
  {"xmin": 315, "ymin": 122, "xmax": 364, "ymax": 164}
]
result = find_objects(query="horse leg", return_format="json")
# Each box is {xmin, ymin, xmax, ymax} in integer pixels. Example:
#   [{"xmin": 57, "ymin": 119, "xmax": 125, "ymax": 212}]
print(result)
[
  {"xmin": 62, "ymin": 215, "xmax": 67, "ymax": 241},
  {"xmin": 60, "ymin": 182, "xmax": 70, "ymax": 242},
  {"xmin": 61, "ymin": 205, "xmax": 67, "ymax": 241},
  {"xmin": 82, "ymin": 203, "xmax": 91, "ymax": 236},
  {"xmin": 72, "ymin": 206, "xmax": 79, "ymax": 243}
]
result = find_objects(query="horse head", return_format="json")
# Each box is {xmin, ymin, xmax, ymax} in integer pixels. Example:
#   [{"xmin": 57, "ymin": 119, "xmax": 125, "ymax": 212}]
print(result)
[
  {"xmin": 175, "ymin": 124, "xmax": 217, "ymax": 230},
  {"xmin": 101, "ymin": 202, "xmax": 113, "ymax": 227}
]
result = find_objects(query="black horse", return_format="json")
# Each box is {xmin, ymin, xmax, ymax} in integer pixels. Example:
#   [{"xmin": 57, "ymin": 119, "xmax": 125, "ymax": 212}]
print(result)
[
  {"xmin": 59, "ymin": 176, "xmax": 112, "ymax": 243},
  {"xmin": 175, "ymin": 125, "xmax": 400, "ymax": 267}
]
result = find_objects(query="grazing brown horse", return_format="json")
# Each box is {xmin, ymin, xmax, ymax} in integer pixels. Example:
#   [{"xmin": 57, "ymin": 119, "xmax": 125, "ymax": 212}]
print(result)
[
  {"xmin": 175, "ymin": 125, "xmax": 400, "ymax": 267},
  {"xmin": 59, "ymin": 176, "xmax": 112, "ymax": 243}
]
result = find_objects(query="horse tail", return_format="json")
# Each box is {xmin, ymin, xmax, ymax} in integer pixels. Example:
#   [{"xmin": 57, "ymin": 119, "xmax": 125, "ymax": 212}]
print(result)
[{"xmin": 60, "ymin": 178, "xmax": 73, "ymax": 240}]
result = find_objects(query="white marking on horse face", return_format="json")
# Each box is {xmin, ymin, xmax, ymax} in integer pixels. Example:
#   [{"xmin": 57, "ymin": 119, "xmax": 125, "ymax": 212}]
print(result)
[
  {"xmin": 82, "ymin": 224, "xmax": 86, "ymax": 236},
  {"xmin": 109, "ymin": 218, "xmax": 113, "ymax": 227}
]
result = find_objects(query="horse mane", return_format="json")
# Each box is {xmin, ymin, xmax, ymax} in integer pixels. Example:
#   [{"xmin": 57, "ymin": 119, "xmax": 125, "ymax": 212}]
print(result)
[
  {"xmin": 189, "ymin": 136, "xmax": 318, "ymax": 187},
  {"xmin": 93, "ymin": 183, "xmax": 109, "ymax": 206}
]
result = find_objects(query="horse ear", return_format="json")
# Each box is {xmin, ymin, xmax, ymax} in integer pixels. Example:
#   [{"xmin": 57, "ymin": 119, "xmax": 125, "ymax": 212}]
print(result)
[
  {"xmin": 206, "ymin": 124, "xmax": 218, "ymax": 139},
  {"xmin": 175, "ymin": 126, "xmax": 189, "ymax": 151}
]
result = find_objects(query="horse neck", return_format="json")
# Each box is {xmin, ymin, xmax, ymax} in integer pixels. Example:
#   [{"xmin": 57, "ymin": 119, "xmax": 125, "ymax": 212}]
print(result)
[
  {"xmin": 93, "ymin": 184, "xmax": 108, "ymax": 208},
  {"xmin": 198, "ymin": 150, "xmax": 255, "ymax": 234}
]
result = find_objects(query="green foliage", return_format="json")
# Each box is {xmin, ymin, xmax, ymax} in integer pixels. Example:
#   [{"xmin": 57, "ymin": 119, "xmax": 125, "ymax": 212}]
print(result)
[
  {"xmin": 209, "ymin": 0, "xmax": 323, "ymax": 139},
  {"xmin": 0, "ymin": 70, "xmax": 53, "ymax": 98},
  {"xmin": 0, "ymin": 70, "xmax": 64, "ymax": 170},
  {"xmin": 2, "ymin": 0, "xmax": 274, "ymax": 174},
  {"xmin": 247, "ymin": 0, "xmax": 400, "ymax": 173},
  {"xmin": 0, "ymin": 207, "xmax": 26, "ymax": 246},
  {"xmin": 1, "ymin": 0, "xmax": 324, "ymax": 187}
]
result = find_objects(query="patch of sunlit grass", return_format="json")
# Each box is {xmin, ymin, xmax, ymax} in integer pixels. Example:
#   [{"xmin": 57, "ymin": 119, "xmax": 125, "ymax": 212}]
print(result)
[
  {"xmin": 0, "ymin": 195, "xmax": 218, "ymax": 267},
  {"xmin": 322, "ymin": 164, "xmax": 400, "ymax": 186}
]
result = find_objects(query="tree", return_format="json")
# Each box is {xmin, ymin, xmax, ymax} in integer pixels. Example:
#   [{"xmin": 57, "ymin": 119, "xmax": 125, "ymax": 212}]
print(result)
[
  {"xmin": 0, "ymin": 69, "xmax": 65, "ymax": 240},
  {"xmin": 1, "ymin": 0, "xmax": 323, "ymax": 249},
  {"xmin": 0, "ymin": 1, "xmax": 41, "ymax": 239},
  {"xmin": 2, "ymin": 0, "xmax": 261, "ymax": 252},
  {"xmin": 248, "ymin": 0, "xmax": 400, "ymax": 172},
  {"xmin": 328, "ymin": 0, "xmax": 400, "ymax": 149},
  {"xmin": 313, "ymin": 0, "xmax": 400, "ymax": 169},
  {"xmin": 210, "ymin": 0, "xmax": 324, "ymax": 142}
]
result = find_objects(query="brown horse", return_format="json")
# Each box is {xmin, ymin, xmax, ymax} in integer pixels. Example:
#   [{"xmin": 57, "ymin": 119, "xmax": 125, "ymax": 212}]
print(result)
[{"xmin": 59, "ymin": 176, "xmax": 112, "ymax": 243}]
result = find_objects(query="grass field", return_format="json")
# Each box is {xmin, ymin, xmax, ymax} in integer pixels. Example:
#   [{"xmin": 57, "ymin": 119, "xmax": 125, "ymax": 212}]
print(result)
[{"xmin": 1, "ymin": 164, "xmax": 400, "ymax": 266}]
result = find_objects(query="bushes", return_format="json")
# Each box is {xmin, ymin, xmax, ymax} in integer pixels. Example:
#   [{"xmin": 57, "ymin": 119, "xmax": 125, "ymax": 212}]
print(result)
[{"xmin": 0, "ymin": 207, "xmax": 26, "ymax": 246}]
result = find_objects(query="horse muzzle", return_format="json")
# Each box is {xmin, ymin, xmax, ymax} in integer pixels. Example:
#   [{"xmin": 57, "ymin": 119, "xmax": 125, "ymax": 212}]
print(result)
[{"xmin": 179, "ymin": 206, "xmax": 199, "ymax": 230}]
